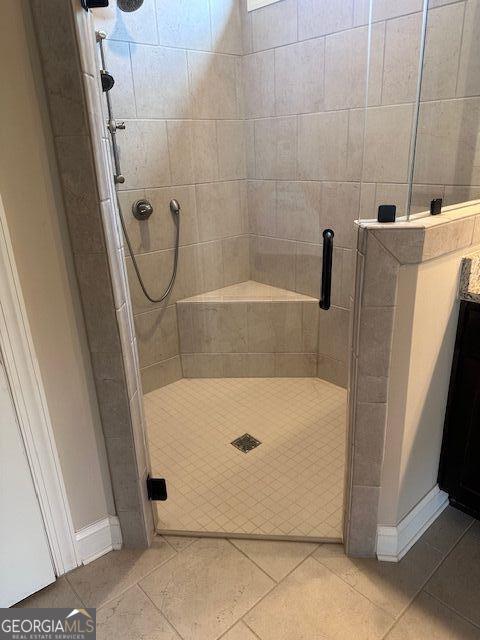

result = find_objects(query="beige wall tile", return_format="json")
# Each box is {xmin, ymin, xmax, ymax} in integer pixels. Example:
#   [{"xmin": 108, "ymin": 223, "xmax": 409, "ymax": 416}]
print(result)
[
  {"xmin": 197, "ymin": 240, "xmax": 225, "ymax": 292},
  {"xmin": 318, "ymin": 354, "xmax": 348, "ymax": 386},
  {"xmin": 362, "ymin": 234, "xmax": 399, "ymax": 306},
  {"xmin": 247, "ymin": 302, "xmax": 305, "ymax": 353},
  {"xmin": 382, "ymin": 13, "xmax": 422, "ymax": 105},
  {"xmin": 375, "ymin": 183, "xmax": 409, "ymax": 216},
  {"xmin": 275, "ymin": 39, "xmax": 325, "ymax": 116},
  {"xmin": 456, "ymin": 0, "xmax": 480, "ymax": 97},
  {"xmin": 359, "ymin": 182, "xmax": 377, "ymax": 219},
  {"xmin": 414, "ymin": 98, "xmax": 480, "ymax": 185},
  {"xmin": 353, "ymin": 0, "xmax": 370, "ymax": 26},
  {"xmin": 320, "ymin": 182, "xmax": 361, "ymax": 249},
  {"xmin": 368, "ymin": 22, "xmax": 387, "ymax": 106},
  {"xmin": 295, "ymin": 242, "xmax": 321, "ymax": 298},
  {"xmin": 188, "ymin": 51, "xmax": 239, "ymax": 118},
  {"xmin": 121, "ymin": 185, "xmax": 198, "ymax": 253},
  {"xmin": 222, "ymin": 235, "xmax": 250, "ymax": 286},
  {"xmin": 243, "ymin": 50, "xmax": 275, "ymax": 118},
  {"xmin": 182, "ymin": 353, "xmax": 225, "ymax": 377},
  {"xmin": 223, "ymin": 353, "xmax": 275, "ymax": 377},
  {"xmin": 318, "ymin": 305, "xmax": 350, "ymax": 362},
  {"xmin": 363, "ymin": 104, "xmax": 414, "ymax": 182},
  {"xmin": 346, "ymin": 109, "xmax": 366, "ymax": 181},
  {"xmin": 245, "ymin": 120, "xmax": 256, "ymax": 178},
  {"xmin": 298, "ymin": 111, "xmax": 349, "ymax": 180},
  {"xmin": 251, "ymin": 0, "xmax": 298, "ymax": 51},
  {"xmin": 118, "ymin": 120, "xmax": 171, "ymax": 190},
  {"xmin": 346, "ymin": 485, "xmax": 380, "ymax": 557},
  {"xmin": 248, "ymin": 180, "xmax": 277, "ymax": 235},
  {"xmin": 217, "ymin": 120, "xmax": 247, "ymax": 180},
  {"xmin": 325, "ymin": 27, "xmax": 368, "ymax": 110},
  {"xmin": 196, "ymin": 181, "xmax": 243, "ymax": 241},
  {"xmin": 135, "ymin": 305, "xmax": 179, "ymax": 368},
  {"xmin": 352, "ymin": 402, "xmax": 387, "ymax": 485},
  {"xmin": 276, "ymin": 181, "xmax": 322, "ymax": 243},
  {"xmin": 156, "ymin": 0, "xmax": 211, "ymax": 50},
  {"xmin": 358, "ymin": 306, "xmax": 395, "ymax": 377},
  {"xmin": 190, "ymin": 302, "xmax": 249, "ymax": 353},
  {"xmin": 210, "ymin": 0, "xmax": 243, "ymax": 54},
  {"xmin": 131, "ymin": 45, "xmax": 190, "ymax": 118},
  {"xmin": 274, "ymin": 353, "xmax": 317, "ymax": 376},
  {"xmin": 422, "ymin": 3, "xmax": 465, "ymax": 101},
  {"xmin": 141, "ymin": 356, "xmax": 183, "ymax": 392},
  {"xmin": 443, "ymin": 185, "xmax": 480, "ymax": 206},
  {"xmin": 104, "ymin": 41, "xmax": 136, "ymax": 118},
  {"xmin": 298, "ymin": 0, "xmax": 354, "ymax": 39},
  {"xmin": 94, "ymin": 0, "xmax": 158, "ymax": 44},
  {"xmin": 422, "ymin": 217, "xmax": 474, "ymax": 260},
  {"xmin": 332, "ymin": 247, "xmax": 355, "ymax": 308},
  {"xmin": 250, "ymin": 235, "xmax": 296, "ymax": 289},
  {"xmin": 372, "ymin": 0, "xmax": 423, "ymax": 21},
  {"xmin": 254, "ymin": 117, "xmax": 298, "ymax": 180}
]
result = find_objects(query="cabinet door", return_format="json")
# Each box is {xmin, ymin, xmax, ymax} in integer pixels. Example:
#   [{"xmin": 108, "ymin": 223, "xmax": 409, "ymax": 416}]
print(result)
[{"xmin": 439, "ymin": 302, "xmax": 480, "ymax": 516}]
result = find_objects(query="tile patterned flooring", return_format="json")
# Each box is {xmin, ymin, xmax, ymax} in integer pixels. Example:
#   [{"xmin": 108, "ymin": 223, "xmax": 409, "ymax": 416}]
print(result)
[
  {"xmin": 18, "ymin": 508, "xmax": 480, "ymax": 640},
  {"xmin": 144, "ymin": 377, "xmax": 347, "ymax": 538}
]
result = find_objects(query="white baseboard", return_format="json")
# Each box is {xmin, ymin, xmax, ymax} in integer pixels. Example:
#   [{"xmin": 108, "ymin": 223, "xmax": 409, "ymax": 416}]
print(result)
[
  {"xmin": 75, "ymin": 516, "xmax": 122, "ymax": 565},
  {"xmin": 377, "ymin": 485, "xmax": 448, "ymax": 562}
]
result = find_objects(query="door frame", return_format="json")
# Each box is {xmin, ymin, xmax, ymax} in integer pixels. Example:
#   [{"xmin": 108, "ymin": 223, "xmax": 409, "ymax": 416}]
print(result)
[{"xmin": 0, "ymin": 193, "xmax": 79, "ymax": 576}]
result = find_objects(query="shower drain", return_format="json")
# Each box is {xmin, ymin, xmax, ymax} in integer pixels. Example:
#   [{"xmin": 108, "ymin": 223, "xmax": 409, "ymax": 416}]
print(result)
[{"xmin": 231, "ymin": 433, "xmax": 262, "ymax": 453}]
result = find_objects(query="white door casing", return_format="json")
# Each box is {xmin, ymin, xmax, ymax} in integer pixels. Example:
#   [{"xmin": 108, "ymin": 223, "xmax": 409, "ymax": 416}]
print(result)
[{"xmin": 0, "ymin": 193, "xmax": 79, "ymax": 592}]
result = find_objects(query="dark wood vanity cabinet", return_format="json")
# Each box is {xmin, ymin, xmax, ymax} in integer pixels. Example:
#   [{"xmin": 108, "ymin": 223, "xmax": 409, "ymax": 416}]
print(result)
[{"xmin": 439, "ymin": 301, "xmax": 480, "ymax": 518}]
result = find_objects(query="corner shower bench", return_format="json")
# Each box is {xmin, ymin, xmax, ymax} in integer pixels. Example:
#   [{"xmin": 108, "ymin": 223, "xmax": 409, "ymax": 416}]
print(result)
[{"xmin": 176, "ymin": 280, "xmax": 319, "ymax": 378}]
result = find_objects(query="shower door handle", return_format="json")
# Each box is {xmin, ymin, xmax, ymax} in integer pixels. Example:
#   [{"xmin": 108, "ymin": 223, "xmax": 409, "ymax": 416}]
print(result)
[{"xmin": 320, "ymin": 229, "xmax": 334, "ymax": 310}]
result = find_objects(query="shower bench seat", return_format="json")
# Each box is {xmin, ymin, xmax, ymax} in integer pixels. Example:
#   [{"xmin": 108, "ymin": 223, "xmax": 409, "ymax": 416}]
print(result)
[{"xmin": 176, "ymin": 280, "xmax": 319, "ymax": 378}]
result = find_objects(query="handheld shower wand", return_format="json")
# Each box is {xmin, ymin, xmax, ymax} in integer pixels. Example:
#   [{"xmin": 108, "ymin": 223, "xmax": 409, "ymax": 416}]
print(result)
[{"xmin": 97, "ymin": 30, "xmax": 181, "ymax": 304}]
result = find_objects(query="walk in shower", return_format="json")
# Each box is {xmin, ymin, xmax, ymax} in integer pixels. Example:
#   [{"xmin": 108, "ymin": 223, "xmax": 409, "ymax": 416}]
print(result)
[{"xmin": 88, "ymin": 0, "xmax": 480, "ymax": 542}]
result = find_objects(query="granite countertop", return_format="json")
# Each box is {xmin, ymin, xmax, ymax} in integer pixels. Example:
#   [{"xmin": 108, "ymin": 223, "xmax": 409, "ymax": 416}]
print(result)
[{"xmin": 460, "ymin": 251, "xmax": 480, "ymax": 303}]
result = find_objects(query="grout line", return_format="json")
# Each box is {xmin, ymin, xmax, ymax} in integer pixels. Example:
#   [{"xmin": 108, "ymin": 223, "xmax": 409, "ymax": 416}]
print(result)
[
  {"xmin": 137, "ymin": 582, "xmax": 187, "ymax": 640},
  {"xmin": 226, "ymin": 538, "xmax": 280, "ymax": 582},
  {"xmin": 421, "ymin": 589, "xmax": 480, "ymax": 631}
]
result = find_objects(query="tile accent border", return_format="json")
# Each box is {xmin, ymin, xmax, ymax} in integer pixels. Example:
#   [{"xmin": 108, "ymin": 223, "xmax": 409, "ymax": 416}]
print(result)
[
  {"xmin": 30, "ymin": 0, "xmax": 153, "ymax": 547},
  {"xmin": 345, "ymin": 201, "xmax": 480, "ymax": 557}
]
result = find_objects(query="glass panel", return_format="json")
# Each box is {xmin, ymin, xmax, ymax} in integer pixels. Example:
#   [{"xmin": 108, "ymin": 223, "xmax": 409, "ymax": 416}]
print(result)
[
  {"xmin": 411, "ymin": 0, "xmax": 480, "ymax": 216},
  {"xmin": 359, "ymin": 0, "xmax": 430, "ymax": 222},
  {"xmin": 95, "ymin": 0, "xmax": 374, "ymax": 540}
]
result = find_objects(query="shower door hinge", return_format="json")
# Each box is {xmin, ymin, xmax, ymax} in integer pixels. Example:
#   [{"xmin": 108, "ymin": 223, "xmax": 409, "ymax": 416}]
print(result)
[
  {"xmin": 81, "ymin": 0, "xmax": 109, "ymax": 10},
  {"xmin": 147, "ymin": 475, "xmax": 167, "ymax": 501}
]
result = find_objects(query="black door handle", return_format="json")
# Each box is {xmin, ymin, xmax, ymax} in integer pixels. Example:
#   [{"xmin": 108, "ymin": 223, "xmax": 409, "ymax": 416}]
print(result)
[{"xmin": 320, "ymin": 229, "xmax": 334, "ymax": 310}]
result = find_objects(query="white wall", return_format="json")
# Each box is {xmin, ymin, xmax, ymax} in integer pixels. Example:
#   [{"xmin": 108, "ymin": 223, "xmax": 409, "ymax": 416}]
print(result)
[
  {"xmin": 378, "ymin": 245, "xmax": 480, "ymax": 526},
  {"xmin": 0, "ymin": 0, "xmax": 114, "ymax": 530}
]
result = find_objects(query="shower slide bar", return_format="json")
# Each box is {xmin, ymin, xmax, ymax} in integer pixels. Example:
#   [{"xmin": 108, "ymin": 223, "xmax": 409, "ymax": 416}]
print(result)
[{"xmin": 96, "ymin": 30, "xmax": 181, "ymax": 304}]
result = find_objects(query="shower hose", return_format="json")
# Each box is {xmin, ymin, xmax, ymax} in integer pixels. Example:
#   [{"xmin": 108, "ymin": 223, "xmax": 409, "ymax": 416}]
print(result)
[{"xmin": 116, "ymin": 191, "xmax": 180, "ymax": 304}]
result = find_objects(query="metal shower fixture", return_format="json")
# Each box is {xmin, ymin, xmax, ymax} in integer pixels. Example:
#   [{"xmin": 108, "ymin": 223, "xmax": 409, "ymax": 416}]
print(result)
[{"xmin": 117, "ymin": 0, "xmax": 144, "ymax": 11}]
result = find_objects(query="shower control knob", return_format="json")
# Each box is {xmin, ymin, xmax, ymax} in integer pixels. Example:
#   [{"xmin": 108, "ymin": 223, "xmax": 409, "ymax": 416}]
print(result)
[
  {"xmin": 132, "ymin": 199, "xmax": 154, "ymax": 221},
  {"xmin": 116, "ymin": 121, "xmax": 126, "ymax": 130}
]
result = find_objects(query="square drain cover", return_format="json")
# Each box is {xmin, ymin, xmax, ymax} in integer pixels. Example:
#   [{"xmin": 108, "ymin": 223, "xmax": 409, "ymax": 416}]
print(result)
[{"xmin": 231, "ymin": 433, "xmax": 261, "ymax": 453}]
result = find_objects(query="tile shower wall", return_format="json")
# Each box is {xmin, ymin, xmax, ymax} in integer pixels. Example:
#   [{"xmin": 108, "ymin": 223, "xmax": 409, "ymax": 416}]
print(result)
[
  {"xmin": 359, "ymin": 0, "xmax": 480, "ymax": 215},
  {"xmin": 93, "ymin": 0, "xmax": 248, "ymax": 392},
  {"xmin": 243, "ymin": 0, "xmax": 365, "ymax": 386}
]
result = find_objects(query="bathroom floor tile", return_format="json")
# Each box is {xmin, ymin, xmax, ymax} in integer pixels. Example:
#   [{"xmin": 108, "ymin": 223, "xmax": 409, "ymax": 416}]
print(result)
[
  {"xmin": 66, "ymin": 538, "xmax": 175, "ymax": 607},
  {"xmin": 425, "ymin": 521, "xmax": 480, "ymax": 627},
  {"xmin": 139, "ymin": 538, "xmax": 274, "ymax": 640},
  {"xmin": 420, "ymin": 506, "xmax": 473, "ymax": 555},
  {"xmin": 15, "ymin": 577, "xmax": 84, "ymax": 608},
  {"xmin": 313, "ymin": 540, "xmax": 443, "ymax": 618},
  {"xmin": 384, "ymin": 591, "xmax": 480, "ymax": 640},
  {"xmin": 244, "ymin": 557, "xmax": 394, "ymax": 640},
  {"xmin": 220, "ymin": 621, "xmax": 259, "ymax": 640},
  {"xmin": 145, "ymin": 377, "xmax": 347, "ymax": 538},
  {"xmin": 97, "ymin": 585, "xmax": 180, "ymax": 640},
  {"xmin": 230, "ymin": 538, "xmax": 318, "ymax": 581}
]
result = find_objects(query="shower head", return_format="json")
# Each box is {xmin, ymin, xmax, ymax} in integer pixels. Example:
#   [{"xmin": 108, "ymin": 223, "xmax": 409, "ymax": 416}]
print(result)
[{"xmin": 117, "ymin": 0, "xmax": 144, "ymax": 11}]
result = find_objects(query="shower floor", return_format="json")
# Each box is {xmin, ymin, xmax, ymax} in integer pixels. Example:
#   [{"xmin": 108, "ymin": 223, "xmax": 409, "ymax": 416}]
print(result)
[{"xmin": 144, "ymin": 377, "xmax": 347, "ymax": 540}]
